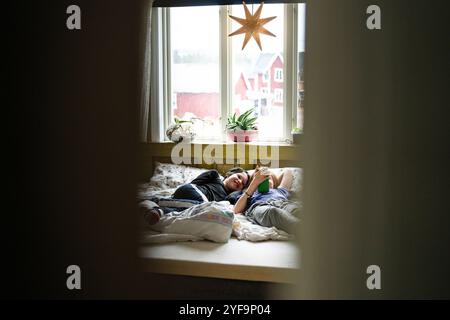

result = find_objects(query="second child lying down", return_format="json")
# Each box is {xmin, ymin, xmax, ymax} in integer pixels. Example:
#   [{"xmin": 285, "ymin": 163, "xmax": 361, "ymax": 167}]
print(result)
[{"xmin": 232, "ymin": 167, "xmax": 301, "ymax": 234}]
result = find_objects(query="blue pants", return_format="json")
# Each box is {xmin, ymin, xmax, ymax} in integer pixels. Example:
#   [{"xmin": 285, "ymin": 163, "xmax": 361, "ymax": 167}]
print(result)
[{"xmin": 245, "ymin": 200, "xmax": 301, "ymax": 234}]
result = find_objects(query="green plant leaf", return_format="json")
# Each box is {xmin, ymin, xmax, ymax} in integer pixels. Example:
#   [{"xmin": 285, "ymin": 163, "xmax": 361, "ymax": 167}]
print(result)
[
  {"xmin": 175, "ymin": 118, "xmax": 193, "ymax": 125},
  {"xmin": 239, "ymin": 109, "xmax": 253, "ymax": 121},
  {"xmin": 226, "ymin": 107, "xmax": 258, "ymax": 131}
]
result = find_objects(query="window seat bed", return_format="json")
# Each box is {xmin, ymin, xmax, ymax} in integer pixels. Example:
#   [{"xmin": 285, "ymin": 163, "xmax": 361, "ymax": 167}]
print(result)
[{"xmin": 139, "ymin": 238, "xmax": 299, "ymax": 283}]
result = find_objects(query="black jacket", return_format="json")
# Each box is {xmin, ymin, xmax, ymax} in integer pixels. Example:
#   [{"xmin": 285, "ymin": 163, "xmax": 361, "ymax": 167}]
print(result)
[{"xmin": 191, "ymin": 170, "xmax": 228, "ymax": 202}]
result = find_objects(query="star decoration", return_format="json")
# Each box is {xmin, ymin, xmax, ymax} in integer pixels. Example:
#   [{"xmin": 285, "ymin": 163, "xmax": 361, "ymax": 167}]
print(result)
[{"xmin": 228, "ymin": 1, "xmax": 277, "ymax": 50}]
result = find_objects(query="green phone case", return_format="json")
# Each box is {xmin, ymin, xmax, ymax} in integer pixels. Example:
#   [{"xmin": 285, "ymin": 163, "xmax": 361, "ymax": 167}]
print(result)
[{"xmin": 258, "ymin": 178, "xmax": 270, "ymax": 193}]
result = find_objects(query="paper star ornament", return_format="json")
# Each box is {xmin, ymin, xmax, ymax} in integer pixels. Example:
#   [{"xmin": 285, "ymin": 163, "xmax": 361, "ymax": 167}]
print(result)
[{"xmin": 228, "ymin": 1, "xmax": 277, "ymax": 50}]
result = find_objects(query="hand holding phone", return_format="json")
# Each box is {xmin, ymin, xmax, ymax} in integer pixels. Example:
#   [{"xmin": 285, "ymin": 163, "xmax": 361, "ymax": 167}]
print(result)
[
  {"xmin": 257, "ymin": 167, "xmax": 270, "ymax": 193},
  {"xmin": 257, "ymin": 178, "xmax": 270, "ymax": 193}
]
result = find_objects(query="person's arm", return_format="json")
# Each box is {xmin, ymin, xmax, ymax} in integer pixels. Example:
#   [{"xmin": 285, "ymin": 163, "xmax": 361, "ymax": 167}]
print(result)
[
  {"xmin": 225, "ymin": 191, "xmax": 243, "ymax": 205},
  {"xmin": 278, "ymin": 169, "xmax": 294, "ymax": 190},
  {"xmin": 191, "ymin": 170, "xmax": 220, "ymax": 185},
  {"xmin": 233, "ymin": 169, "xmax": 269, "ymax": 214}
]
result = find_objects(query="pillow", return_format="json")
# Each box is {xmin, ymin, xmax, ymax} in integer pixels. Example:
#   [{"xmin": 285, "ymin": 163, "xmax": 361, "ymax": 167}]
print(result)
[
  {"xmin": 247, "ymin": 167, "xmax": 303, "ymax": 194},
  {"xmin": 148, "ymin": 162, "xmax": 210, "ymax": 191}
]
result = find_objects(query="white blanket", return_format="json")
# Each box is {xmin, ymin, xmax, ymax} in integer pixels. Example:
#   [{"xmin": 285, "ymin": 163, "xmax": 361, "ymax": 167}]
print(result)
[
  {"xmin": 232, "ymin": 215, "xmax": 293, "ymax": 241},
  {"xmin": 140, "ymin": 201, "xmax": 293, "ymax": 244},
  {"xmin": 138, "ymin": 162, "xmax": 299, "ymax": 243},
  {"xmin": 141, "ymin": 201, "xmax": 234, "ymax": 243}
]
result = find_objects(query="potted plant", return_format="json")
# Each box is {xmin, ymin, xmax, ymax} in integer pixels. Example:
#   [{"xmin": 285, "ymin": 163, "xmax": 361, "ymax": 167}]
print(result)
[
  {"xmin": 292, "ymin": 127, "xmax": 303, "ymax": 144},
  {"xmin": 166, "ymin": 118, "xmax": 196, "ymax": 143},
  {"xmin": 226, "ymin": 108, "xmax": 258, "ymax": 142}
]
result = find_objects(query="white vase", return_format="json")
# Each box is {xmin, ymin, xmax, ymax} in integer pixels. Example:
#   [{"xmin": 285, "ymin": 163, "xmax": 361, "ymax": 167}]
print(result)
[{"xmin": 166, "ymin": 123, "xmax": 196, "ymax": 143}]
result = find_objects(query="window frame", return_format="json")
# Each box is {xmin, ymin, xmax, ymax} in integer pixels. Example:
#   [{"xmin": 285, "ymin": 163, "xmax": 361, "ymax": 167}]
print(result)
[
  {"xmin": 150, "ymin": 4, "xmax": 301, "ymax": 143},
  {"xmin": 274, "ymin": 88, "xmax": 284, "ymax": 103},
  {"xmin": 274, "ymin": 68, "xmax": 283, "ymax": 82},
  {"xmin": 263, "ymin": 70, "xmax": 270, "ymax": 83}
]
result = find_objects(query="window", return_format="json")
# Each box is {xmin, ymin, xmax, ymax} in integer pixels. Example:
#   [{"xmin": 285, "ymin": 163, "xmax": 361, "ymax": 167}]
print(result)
[
  {"xmin": 230, "ymin": 3, "xmax": 284, "ymax": 140},
  {"xmin": 263, "ymin": 71, "xmax": 270, "ymax": 83},
  {"xmin": 275, "ymin": 68, "xmax": 283, "ymax": 82},
  {"xmin": 274, "ymin": 89, "xmax": 283, "ymax": 103},
  {"xmin": 151, "ymin": 4, "xmax": 306, "ymax": 142},
  {"xmin": 170, "ymin": 6, "xmax": 220, "ymax": 139}
]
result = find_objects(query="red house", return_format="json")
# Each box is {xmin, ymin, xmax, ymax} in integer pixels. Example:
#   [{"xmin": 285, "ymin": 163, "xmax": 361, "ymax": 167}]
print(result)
[
  {"xmin": 234, "ymin": 53, "xmax": 284, "ymax": 116},
  {"xmin": 172, "ymin": 64, "xmax": 220, "ymax": 121},
  {"xmin": 173, "ymin": 53, "xmax": 285, "ymax": 120}
]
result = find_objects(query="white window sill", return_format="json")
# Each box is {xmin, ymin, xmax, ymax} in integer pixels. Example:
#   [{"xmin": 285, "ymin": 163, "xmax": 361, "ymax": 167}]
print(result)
[{"xmin": 156, "ymin": 139, "xmax": 297, "ymax": 147}]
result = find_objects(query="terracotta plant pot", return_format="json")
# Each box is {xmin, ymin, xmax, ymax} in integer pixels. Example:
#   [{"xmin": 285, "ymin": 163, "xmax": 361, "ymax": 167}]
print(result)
[{"xmin": 227, "ymin": 129, "xmax": 258, "ymax": 142}]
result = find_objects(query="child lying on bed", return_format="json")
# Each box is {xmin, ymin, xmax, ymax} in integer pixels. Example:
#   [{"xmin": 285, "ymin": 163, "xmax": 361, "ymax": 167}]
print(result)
[
  {"xmin": 140, "ymin": 167, "xmax": 249, "ymax": 225},
  {"xmin": 232, "ymin": 167, "xmax": 301, "ymax": 234}
]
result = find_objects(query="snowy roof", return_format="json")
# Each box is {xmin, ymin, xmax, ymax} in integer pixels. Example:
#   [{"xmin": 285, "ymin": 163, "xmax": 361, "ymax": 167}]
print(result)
[
  {"xmin": 252, "ymin": 53, "xmax": 283, "ymax": 74},
  {"xmin": 171, "ymin": 63, "xmax": 219, "ymax": 93}
]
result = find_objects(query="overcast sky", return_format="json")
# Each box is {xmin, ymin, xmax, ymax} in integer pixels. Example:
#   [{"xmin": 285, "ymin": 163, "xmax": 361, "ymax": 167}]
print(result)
[{"xmin": 170, "ymin": 3, "xmax": 306, "ymax": 55}]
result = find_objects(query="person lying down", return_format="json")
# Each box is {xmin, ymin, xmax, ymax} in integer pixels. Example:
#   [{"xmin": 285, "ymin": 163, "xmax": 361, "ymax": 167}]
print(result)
[
  {"xmin": 139, "ymin": 167, "xmax": 249, "ymax": 225},
  {"xmin": 140, "ymin": 166, "xmax": 301, "ymax": 235},
  {"xmin": 231, "ymin": 167, "xmax": 301, "ymax": 234}
]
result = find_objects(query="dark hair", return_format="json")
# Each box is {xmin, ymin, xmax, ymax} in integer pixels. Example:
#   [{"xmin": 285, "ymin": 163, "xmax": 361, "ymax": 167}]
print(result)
[{"xmin": 225, "ymin": 167, "xmax": 250, "ymax": 187}]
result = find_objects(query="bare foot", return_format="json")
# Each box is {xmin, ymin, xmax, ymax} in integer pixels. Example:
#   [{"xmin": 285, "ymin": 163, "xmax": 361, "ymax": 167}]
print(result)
[{"xmin": 142, "ymin": 208, "xmax": 162, "ymax": 225}]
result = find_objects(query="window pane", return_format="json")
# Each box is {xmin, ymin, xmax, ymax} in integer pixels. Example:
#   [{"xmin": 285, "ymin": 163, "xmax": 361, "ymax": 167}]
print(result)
[
  {"xmin": 297, "ymin": 3, "xmax": 306, "ymax": 131},
  {"xmin": 170, "ymin": 6, "xmax": 220, "ymax": 139},
  {"xmin": 231, "ymin": 3, "xmax": 285, "ymax": 141}
]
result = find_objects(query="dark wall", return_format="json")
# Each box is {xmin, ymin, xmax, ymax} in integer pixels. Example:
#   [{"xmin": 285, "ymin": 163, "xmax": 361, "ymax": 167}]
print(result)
[
  {"xmin": 5, "ymin": 0, "xmax": 145, "ymax": 299},
  {"xmin": 298, "ymin": 0, "xmax": 450, "ymax": 299}
]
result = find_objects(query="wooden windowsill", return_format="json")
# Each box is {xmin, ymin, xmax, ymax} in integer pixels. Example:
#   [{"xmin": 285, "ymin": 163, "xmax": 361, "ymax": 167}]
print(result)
[{"xmin": 139, "ymin": 238, "xmax": 300, "ymax": 283}]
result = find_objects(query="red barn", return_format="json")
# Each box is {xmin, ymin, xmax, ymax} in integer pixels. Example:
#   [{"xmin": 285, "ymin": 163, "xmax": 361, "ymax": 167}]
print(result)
[{"xmin": 172, "ymin": 64, "xmax": 220, "ymax": 121}]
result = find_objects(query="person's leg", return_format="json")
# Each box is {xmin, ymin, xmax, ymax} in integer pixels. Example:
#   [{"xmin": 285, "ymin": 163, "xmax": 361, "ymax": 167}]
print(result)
[
  {"xmin": 172, "ymin": 184, "xmax": 207, "ymax": 202},
  {"xmin": 139, "ymin": 197, "xmax": 201, "ymax": 226},
  {"xmin": 250, "ymin": 204, "xmax": 300, "ymax": 234},
  {"xmin": 142, "ymin": 206, "xmax": 196, "ymax": 226},
  {"xmin": 273, "ymin": 200, "xmax": 302, "ymax": 218},
  {"xmin": 143, "ymin": 208, "xmax": 163, "ymax": 225},
  {"xmin": 139, "ymin": 200, "xmax": 164, "ymax": 225}
]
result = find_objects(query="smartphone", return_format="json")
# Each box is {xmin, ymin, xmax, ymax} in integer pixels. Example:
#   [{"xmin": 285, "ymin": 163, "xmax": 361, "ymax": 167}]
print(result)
[{"xmin": 257, "ymin": 178, "xmax": 270, "ymax": 193}]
